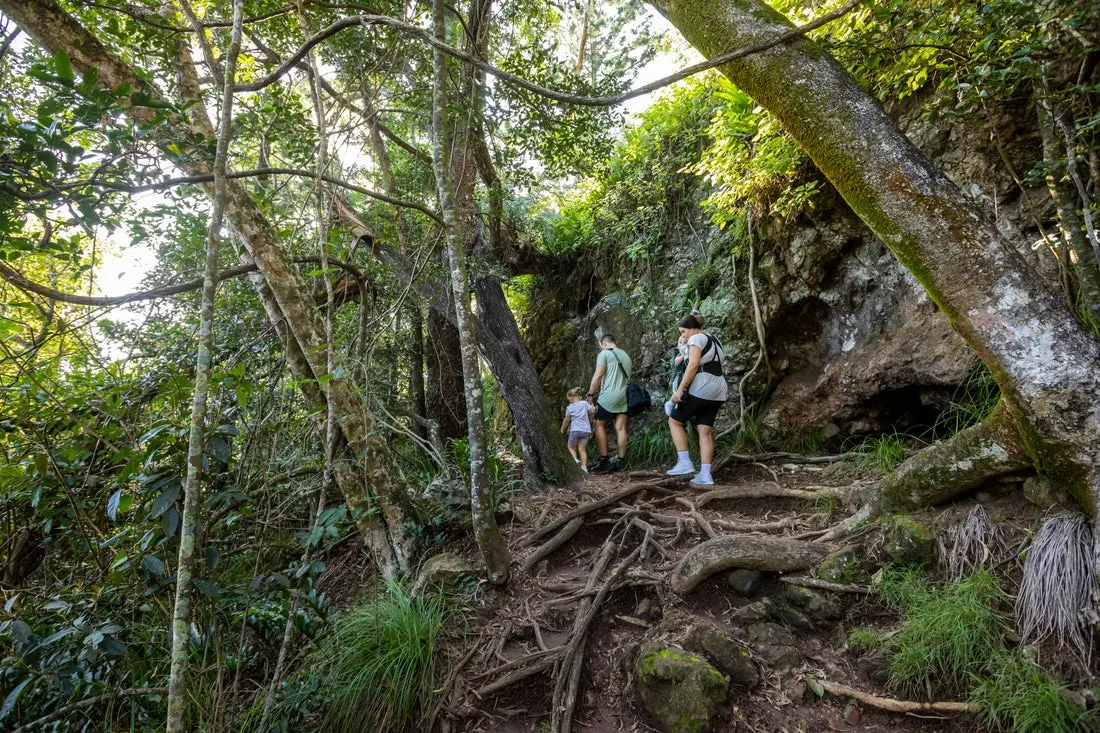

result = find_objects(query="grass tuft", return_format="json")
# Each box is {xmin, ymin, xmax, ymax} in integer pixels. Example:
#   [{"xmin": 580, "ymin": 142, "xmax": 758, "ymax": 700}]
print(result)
[
  {"xmin": 850, "ymin": 431, "xmax": 908, "ymax": 474},
  {"xmin": 301, "ymin": 579, "xmax": 448, "ymax": 732},
  {"xmin": 628, "ymin": 420, "xmax": 679, "ymax": 466},
  {"xmin": 970, "ymin": 651, "xmax": 1086, "ymax": 733},
  {"xmin": 881, "ymin": 568, "xmax": 1008, "ymax": 692},
  {"xmin": 845, "ymin": 627, "xmax": 882, "ymax": 653}
]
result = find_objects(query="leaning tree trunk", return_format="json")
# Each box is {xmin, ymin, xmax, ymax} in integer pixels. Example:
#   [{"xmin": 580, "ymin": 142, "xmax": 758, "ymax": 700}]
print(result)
[
  {"xmin": 649, "ymin": 0, "xmax": 1100, "ymax": 514},
  {"xmin": 427, "ymin": 291, "xmax": 470, "ymax": 440},
  {"xmin": 0, "ymin": 0, "xmax": 416, "ymax": 575},
  {"xmin": 431, "ymin": 0, "xmax": 510, "ymax": 584}
]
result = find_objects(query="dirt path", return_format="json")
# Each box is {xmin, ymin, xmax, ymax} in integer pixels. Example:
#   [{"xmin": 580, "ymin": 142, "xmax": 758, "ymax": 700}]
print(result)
[{"xmin": 431, "ymin": 462, "xmax": 968, "ymax": 733}]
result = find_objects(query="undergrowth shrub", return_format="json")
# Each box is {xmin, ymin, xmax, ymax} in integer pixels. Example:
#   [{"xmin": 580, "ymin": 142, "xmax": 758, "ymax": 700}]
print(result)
[
  {"xmin": 280, "ymin": 580, "xmax": 449, "ymax": 732},
  {"xmin": 850, "ymin": 432, "xmax": 908, "ymax": 474},
  {"xmin": 971, "ymin": 652, "xmax": 1086, "ymax": 733},
  {"xmin": 880, "ymin": 568, "xmax": 1006, "ymax": 692},
  {"xmin": 628, "ymin": 420, "xmax": 678, "ymax": 466},
  {"xmin": 877, "ymin": 567, "xmax": 1086, "ymax": 732}
]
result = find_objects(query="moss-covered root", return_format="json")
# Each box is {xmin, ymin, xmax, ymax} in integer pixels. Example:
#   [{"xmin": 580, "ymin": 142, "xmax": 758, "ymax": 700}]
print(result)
[{"xmin": 881, "ymin": 402, "xmax": 1030, "ymax": 511}]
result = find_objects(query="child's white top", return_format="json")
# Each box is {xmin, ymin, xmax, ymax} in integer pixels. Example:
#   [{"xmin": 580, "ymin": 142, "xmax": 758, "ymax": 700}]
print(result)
[{"xmin": 565, "ymin": 400, "xmax": 592, "ymax": 433}]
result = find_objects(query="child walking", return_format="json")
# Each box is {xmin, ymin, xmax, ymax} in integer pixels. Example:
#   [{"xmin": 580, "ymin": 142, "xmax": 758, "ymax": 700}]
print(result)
[{"xmin": 561, "ymin": 387, "xmax": 595, "ymax": 472}]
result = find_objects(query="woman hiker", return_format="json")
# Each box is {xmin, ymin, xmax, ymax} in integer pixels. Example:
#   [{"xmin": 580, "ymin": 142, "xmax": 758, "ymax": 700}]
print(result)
[{"xmin": 665, "ymin": 314, "xmax": 728, "ymax": 485}]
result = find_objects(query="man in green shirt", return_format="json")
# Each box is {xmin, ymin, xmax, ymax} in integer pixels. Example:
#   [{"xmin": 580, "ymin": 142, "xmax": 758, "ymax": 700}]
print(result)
[{"xmin": 586, "ymin": 333, "xmax": 632, "ymax": 473}]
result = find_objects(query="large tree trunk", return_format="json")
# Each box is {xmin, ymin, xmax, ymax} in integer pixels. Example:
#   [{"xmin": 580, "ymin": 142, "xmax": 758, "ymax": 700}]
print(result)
[
  {"xmin": 650, "ymin": 0, "xmax": 1100, "ymax": 514},
  {"xmin": 426, "ymin": 304, "xmax": 469, "ymax": 440},
  {"xmin": 0, "ymin": 0, "xmax": 416, "ymax": 574},
  {"xmin": 431, "ymin": 0, "xmax": 510, "ymax": 584}
]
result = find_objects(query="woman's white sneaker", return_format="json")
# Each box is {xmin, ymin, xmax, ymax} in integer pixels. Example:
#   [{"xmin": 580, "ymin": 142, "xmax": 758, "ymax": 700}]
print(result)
[
  {"xmin": 689, "ymin": 473, "xmax": 715, "ymax": 486},
  {"xmin": 666, "ymin": 462, "xmax": 695, "ymax": 476}
]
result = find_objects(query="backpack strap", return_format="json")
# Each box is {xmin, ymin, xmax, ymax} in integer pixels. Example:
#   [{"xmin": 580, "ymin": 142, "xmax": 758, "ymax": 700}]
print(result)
[{"xmin": 608, "ymin": 348, "xmax": 630, "ymax": 381}]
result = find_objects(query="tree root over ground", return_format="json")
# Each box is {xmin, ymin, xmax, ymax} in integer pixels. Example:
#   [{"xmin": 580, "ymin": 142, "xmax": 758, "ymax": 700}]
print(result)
[
  {"xmin": 668, "ymin": 534, "xmax": 831, "ymax": 594},
  {"xmin": 816, "ymin": 679, "xmax": 979, "ymax": 715}
]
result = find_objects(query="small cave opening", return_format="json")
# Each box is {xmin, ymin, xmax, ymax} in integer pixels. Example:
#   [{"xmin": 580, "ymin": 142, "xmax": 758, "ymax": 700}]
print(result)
[{"xmin": 845, "ymin": 384, "xmax": 959, "ymax": 438}]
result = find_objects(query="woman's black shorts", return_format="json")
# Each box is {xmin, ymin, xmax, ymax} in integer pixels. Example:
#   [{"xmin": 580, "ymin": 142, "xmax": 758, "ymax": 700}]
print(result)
[{"xmin": 669, "ymin": 393, "xmax": 724, "ymax": 427}]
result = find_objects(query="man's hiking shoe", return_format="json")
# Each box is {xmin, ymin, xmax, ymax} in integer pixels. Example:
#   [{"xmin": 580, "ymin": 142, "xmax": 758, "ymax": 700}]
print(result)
[
  {"xmin": 665, "ymin": 462, "xmax": 695, "ymax": 476},
  {"xmin": 590, "ymin": 456, "xmax": 612, "ymax": 474},
  {"xmin": 609, "ymin": 457, "xmax": 625, "ymax": 473},
  {"xmin": 689, "ymin": 473, "xmax": 715, "ymax": 486}
]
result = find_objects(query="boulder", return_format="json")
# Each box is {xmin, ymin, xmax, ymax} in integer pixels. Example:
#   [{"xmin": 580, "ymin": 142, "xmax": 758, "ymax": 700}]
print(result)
[
  {"xmin": 683, "ymin": 624, "xmax": 760, "ymax": 689},
  {"xmin": 817, "ymin": 546, "xmax": 871, "ymax": 583},
  {"xmin": 741, "ymin": 622, "xmax": 801, "ymax": 674},
  {"xmin": 886, "ymin": 516, "xmax": 937, "ymax": 566},
  {"xmin": 784, "ymin": 586, "xmax": 845, "ymax": 621},
  {"xmin": 636, "ymin": 646, "xmax": 729, "ymax": 733},
  {"xmin": 412, "ymin": 553, "xmax": 476, "ymax": 596},
  {"xmin": 726, "ymin": 569, "xmax": 762, "ymax": 596}
]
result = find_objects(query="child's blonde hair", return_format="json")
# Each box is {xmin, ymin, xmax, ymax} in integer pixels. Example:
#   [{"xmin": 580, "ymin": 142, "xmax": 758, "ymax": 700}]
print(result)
[{"xmin": 566, "ymin": 387, "xmax": 584, "ymax": 399}]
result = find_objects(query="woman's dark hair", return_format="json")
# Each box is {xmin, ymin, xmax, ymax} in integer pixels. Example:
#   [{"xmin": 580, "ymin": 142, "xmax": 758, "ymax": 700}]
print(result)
[{"xmin": 678, "ymin": 313, "xmax": 705, "ymax": 329}]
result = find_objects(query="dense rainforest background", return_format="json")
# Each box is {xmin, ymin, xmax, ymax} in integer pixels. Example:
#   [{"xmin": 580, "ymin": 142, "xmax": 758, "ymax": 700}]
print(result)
[{"xmin": 1, "ymin": 0, "xmax": 1100, "ymax": 730}]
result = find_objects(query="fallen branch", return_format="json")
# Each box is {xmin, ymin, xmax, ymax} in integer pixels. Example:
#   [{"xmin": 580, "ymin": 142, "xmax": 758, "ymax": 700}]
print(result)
[
  {"xmin": 816, "ymin": 679, "xmax": 979, "ymax": 714},
  {"xmin": 426, "ymin": 642, "xmax": 480, "ymax": 731},
  {"xmin": 13, "ymin": 688, "xmax": 168, "ymax": 733},
  {"xmin": 669, "ymin": 535, "xmax": 830, "ymax": 594},
  {"xmin": 780, "ymin": 575, "xmax": 872, "ymax": 595},
  {"xmin": 519, "ymin": 484, "xmax": 650, "ymax": 549},
  {"xmin": 523, "ymin": 516, "xmax": 584, "ymax": 572}
]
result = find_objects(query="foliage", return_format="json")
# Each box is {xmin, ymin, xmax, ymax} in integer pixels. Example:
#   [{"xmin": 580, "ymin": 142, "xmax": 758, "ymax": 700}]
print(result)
[
  {"xmin": 929, "ymin": 365, "xmax": 1001, "ymax": 438},
  {"xmin": 880, "ymin": 568, "xmax": 1008, "ymax": 693},
  {"xmin": 268, "ymin": 580, "xmax": 450, "ymax": 732},
  {"xmin": 845, "ymin": 627, "xmax": 882, "ymax": 653},
  {"xmin": 970, "ymin": 651, "xmax": 1087, "ymax": 733},
  {"xmin": 849, "ymin": 432, "xmax": 909, "ymax": 474}
]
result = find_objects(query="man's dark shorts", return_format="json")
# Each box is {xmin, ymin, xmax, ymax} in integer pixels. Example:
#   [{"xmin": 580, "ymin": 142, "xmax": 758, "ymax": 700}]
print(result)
[
  {"xmin": 595, "ymin": 404, "xmax": 626, "ymax": 422},
  {"xmin": 669, "ymin": 393, "xmax": 724, "ymax": 427}
]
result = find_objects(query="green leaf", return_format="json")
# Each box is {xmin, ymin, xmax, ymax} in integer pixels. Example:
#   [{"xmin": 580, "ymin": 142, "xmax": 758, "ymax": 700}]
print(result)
[
  {"xmin": 804, "ymin": 674, "xmax": 824, "ymax": 698},
  {"xmin": 54, "ymin": 51, "xmax": 74, "ymax": 83},
  {"xmin": 193, "ymin": 579, "xmax": 221, "ymax": 598},
  {"xmin": 142, "ymin": 555, "xmax": 165, "ymax": 575},
  {"xmin": 0, "ymin": 677, "xmax": 33, "ymax": 721},
  {"xmin": 149, "ymin": 483, "xmax": 180, "ymax": 519},
  {"xmin": 107, "ymin": 489, "xmax": 122, "ymax": 521}
]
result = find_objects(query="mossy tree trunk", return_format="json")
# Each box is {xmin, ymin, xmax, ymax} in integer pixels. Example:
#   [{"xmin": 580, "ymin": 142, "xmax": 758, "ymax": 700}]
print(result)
[
  {"xmin": 649, "ymin": 0, "xmax": 1100, "ymax": 515},
  {"xmin": 0, "ymin": 0, "xmax": 416, "ymax": 575},
  {"xmin": 431, "ymin": 0, "xmax": 510, "ymax": 584}
]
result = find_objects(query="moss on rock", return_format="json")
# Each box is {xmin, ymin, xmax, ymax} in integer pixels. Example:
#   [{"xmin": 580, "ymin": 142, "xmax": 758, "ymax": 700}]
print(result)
[{"xmin": 636, "ymin": 646, "xmax": 729, "ymax": 733}]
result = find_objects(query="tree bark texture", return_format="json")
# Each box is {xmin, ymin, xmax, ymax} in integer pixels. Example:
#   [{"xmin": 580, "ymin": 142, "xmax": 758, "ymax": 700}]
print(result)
[
  {"xmin": 668, "ymin": 535, "xmax": 829, "ymax": 595},
  {"xmin": 432, "ymin": 0, "xmax": 510, "ymax": 584},
  {"xmin": 0, "ymin": 0, "xmax": 416, "ymax": 574},
  {"xmin": 426, "ymin": 304, "xmax": 469, "ymax": 440},
  {"xmin": 1036, "ymin": 85, "xmax": 1100, "ymax": 320},
  {"xmin": 166, "ymin": 2, "xmax": 243, "ymax": 730},
  {"xmin": 650, "ymin": 0, "xmax": 1100, "ymax": 513},
  {"xmin": 880, "ymin": 401, "xmax": 1032, "ymax": 511}
]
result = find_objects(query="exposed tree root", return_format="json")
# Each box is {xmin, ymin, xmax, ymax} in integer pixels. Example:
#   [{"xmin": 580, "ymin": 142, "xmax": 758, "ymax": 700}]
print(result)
[
  {"xmin": 713, "ymin": 451, "xmax": 853, "ymax": 472},
  {"xmin": 523, "ymin": 517, "xmax": 584, "ymax": 572},
  {"xmin": 552, "ymin": 531, "xmax": 649, "ymax": 733},
  {"xmin": 814, "ymin": 504, "xmax": 876, "ymax": 543},
  {"xmin": 668, "ymin": 535, "xmax": 831, "ymax": 594},
  {"xmin": 710, "ymin": 516, "xmax": 804, "ymax": 533},
  {"xmin": 816, "ymin": 679, "xmax": 979, "ymax": 715},
  {"xmin": 780, "ymin": 575, "xmax": 872, "ymax": 595},
  {"xmin": 473, "ymin": 647, "xmax": 564, "ymax": 698},
  {"xmin": 881, "ymin": 401, "xmax": 1030, "ymax": 510},
  {"xmin": 519, "ymin": 483, "xmax": 653, "ymax": 549}
]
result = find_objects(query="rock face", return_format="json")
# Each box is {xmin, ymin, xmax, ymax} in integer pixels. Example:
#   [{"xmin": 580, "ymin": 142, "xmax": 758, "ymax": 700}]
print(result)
[
  {"xmin": 636, "ymin": 646, "xmax": 729, "ymax": 733},
  {"xmin": 523, "ymin": 95, "xmax": 1054, "ymax": 442}
]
